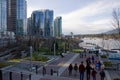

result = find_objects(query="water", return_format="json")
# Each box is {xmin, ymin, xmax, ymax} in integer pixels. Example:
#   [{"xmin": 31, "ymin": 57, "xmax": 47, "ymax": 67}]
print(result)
[{"xmin": 81, "ymin": 38, "xmax": 120, "ymax": 50}]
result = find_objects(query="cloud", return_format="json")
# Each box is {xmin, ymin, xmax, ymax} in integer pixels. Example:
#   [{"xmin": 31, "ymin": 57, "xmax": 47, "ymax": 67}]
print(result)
[{"xmin": 61, "ymin": 0, "xmax": 120, "ymax": 35}]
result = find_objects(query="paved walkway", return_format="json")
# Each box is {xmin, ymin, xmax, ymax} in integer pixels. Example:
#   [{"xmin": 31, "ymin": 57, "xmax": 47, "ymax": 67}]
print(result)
[
  {"xmin": 38, "ymin": 53, "xmax": 107, "ymax": 80},
  {"xmin": 2, "ymin": 53, "xmax": 115, "ymax": 80}
]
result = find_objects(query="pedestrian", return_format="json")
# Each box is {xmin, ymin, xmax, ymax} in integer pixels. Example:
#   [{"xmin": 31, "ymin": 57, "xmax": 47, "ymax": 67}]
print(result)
[
  {"xmin": 98, "ymin": 61, "xmax": 101, "ymax": 70},
  {"xmin": 68, "ymin": 64, "xmax": 73, "ymax": 76},
  {"xmin": 74, "ymin": 63, "xmax": 78, "ymax": 76},
  {"xmin": 79, "ymin": 61, "xmax": 85, "ymax": 80},
  {"xmin": 60, "ymin": 52, "xmax": 64, "ymax": 58},
  {"xmin": 100, "ymin": 69, "xmax": 105, "ymax": 80},
  {"xmin": 92, "ymin": 68, "xmax": 97, "ymax": 80},
  {"xmin": 91, "ymin": 56, "xmax": 95, "ymax": 64},
  {"xmin": 96, "ymin": 62, "xmax": 99, "ymax": 70},
  {"xmin": 86, "ymin": 56, "xmax": 91, "ymax": 64},
  {"xmin": 86, "ymin": 63, "xmax": 93, "ymax": 80}
]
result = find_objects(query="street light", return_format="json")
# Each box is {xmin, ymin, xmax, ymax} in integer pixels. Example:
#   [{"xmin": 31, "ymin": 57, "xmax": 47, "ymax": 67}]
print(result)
[
  {"xmin": 30, "ymin": 46, "xmax": 33, "ymax": 71},
  {"xmin": 54, "ymin": 42, "xmax": 56, "ymax": 56}
]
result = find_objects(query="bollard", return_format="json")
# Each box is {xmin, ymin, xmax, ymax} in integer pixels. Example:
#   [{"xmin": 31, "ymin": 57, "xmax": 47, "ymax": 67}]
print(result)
[
  {"xmin": 21, "ymin": 72, "xmax": 23, "ymax": 80},
  {"xmin": 50, "ymin": 69, "xmax": 53, "ymax": 76},
  {"xmin": 9, "ymin": 72, "xmax": 12, "ymax": 80},
  {"xmin": 57, "ymin": 71, "xmax": 59, "ymax": 76},
  {"xmin": 42, "ymin": 66, "xmax": 46, "ymax": 76},
  {"xmin": 29, "ymin": 74, "xmax": 31, "ymax": 80},
  {"xmin": 0, "ymin": 70, "xmax": 2, "ymax": 80},
  {"xmin": 35, "ymin": 65, "xmax": 38, "ymax": 74}
]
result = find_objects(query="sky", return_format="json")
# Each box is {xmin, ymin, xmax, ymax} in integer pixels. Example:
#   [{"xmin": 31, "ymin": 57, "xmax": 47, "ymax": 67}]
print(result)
[{"xmin": 27, "ymin": 0, "xmax": 120, "ymax": 35}]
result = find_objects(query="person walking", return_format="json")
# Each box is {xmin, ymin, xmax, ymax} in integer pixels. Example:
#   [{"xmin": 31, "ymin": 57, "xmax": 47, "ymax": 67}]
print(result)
[
  {"xmin": 79, "ymin": 61, "xmax": 85, "ymax": 80},
  {"xmin": 98, "ymin": 61, "xmax": 101, "ymax": 70},
  {"xmin": 68, "ymin": 64, "xmax": 73, "ymax": 76},
  {"xmin": 86, "ymin": 63, "xmax": 93, "ymax": 80},
  {"xmin": 91, "ymin": 56, "xmax": 95, "ymax": 64},
  {"xmin": 74, "ymin": 63, "xmax": 78, "ymax": 76},
  {"xmin": 91, "ymin": 68, "xmax": 97, "ymax": 80},
  {"xmin": 100, "ymin": 69, "xmax": 105, "ymax": 80}
]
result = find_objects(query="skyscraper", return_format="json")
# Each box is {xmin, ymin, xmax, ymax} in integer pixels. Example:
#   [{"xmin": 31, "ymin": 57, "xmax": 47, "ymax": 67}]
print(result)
[
  {"xmin": 54, "ymin": 16, "xmax": 62, "ymax": 37},
  {"xmin": 44, "ymin": 9, "xmax": 54, "ymax": 37},
  {"xmin": 31, "ymin": 11, "xmax": 45, "ymax": 36},
  {"xmin": 7, "ymin": 0, "xmax": 27, "ymax": 35},
  {"xmin": 0, "ymin": 0, "xmax": 7, "ymax": 32},
  {"xmin": 30, "ymin": 9, "xmax": 54, "ymax": 37},
  {"xmin": 27, "ymin": 17, "xmax": 32, "ymax": 36}
]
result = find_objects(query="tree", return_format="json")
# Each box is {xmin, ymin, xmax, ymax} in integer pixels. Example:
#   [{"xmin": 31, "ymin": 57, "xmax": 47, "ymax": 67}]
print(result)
[{"xmin": 112, "ymin": 8, "xmax": 120, "ymax": 35}]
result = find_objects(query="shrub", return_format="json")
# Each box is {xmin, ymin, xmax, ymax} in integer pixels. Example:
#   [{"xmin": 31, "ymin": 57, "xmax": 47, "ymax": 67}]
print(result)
[
  {"xmin": 0, "ymin": 62, "xmax": 9, "ymax": 68},
  {"xmin": 101, "ymin": 55, "xmax": 107, "ymax": 58},
  {"xmin": 103, "ymin": 61, "xmax": 112, "ymax": 67},
  {"xmin": 114, "ymin": 78, "xmax": 120, "ymax": 80}
]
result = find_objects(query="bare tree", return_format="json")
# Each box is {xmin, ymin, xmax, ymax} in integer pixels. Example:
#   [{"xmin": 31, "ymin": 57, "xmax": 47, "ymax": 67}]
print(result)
[{"xmin": 112, "ymin": 8, "xmax": 120, "ymax": 35}]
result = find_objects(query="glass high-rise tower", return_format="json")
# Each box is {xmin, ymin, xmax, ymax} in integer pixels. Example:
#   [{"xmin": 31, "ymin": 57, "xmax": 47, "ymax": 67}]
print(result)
[
  {"xmin": 31, "ymin": 11, "xmax": 45, "ymax": 36},
  {"xmin": 0, "ymin": 0, "xmax": 7, "ymax": 32},
  {"xmin": 30, "ymin": 9, "xmax": 54, "ymax": 37},
  {"xmin": 7, "ymin": 0, "xmax": 27, "ymax": 35},
  {"xmin": 44, "ymin": 9, "xmax": 54, "ymax": 37},
  {"xmin": 54, "ymin": 16, "xmax": 62, "ymax": 37}
]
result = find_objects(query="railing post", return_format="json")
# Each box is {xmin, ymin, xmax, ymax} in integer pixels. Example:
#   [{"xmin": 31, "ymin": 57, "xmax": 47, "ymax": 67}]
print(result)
[
  {"xmin": 50, "ymin": 69, "xmax": 53, "ymax": 76},
  {"xmin": 9, "ymin": 72, "xmax": 12, "ymax": 80},
  {"xmin": 29, "ymin": 74, "xmax": 31, "ymax": 80},
  {"xmin": 0, "ymin": 70, "xmax": 2, "ymax": 80},
  {"xmin": 21, "ymin": 72, "xmax": 23, "ymax": 80},
  {"xmin": 35, "ymin": 65, "xmax": 38, "ymax": 74}
]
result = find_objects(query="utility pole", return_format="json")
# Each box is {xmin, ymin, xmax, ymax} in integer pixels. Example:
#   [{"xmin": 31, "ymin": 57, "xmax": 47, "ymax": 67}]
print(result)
[
  {"xmin": 30, "ymin": 46, "xmax": 33, "ymax": 71},
  {"xmin": 54, "ymin": 42, "xmax": 56, "ymax": 56}
]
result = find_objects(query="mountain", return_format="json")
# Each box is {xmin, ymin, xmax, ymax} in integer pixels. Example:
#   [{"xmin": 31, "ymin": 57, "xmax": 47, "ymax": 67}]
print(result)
[{"xmin": 105, "ymin": 28, "xmax": 120, "ymax": 34}]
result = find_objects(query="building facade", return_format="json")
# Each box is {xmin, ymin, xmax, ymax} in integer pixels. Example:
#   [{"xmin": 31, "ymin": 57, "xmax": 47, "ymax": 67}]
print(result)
[
  {"xmin": 31, "ymin": 11, "xmax": 45, "ymax": 36},
  {"xmin": 54, "ymin": 16, "xmax": 62, "ymax": 37},
  {"xmin": 44, "ymin": 9, "xmax": 54, "ymax": 37},
  {"xmin": 0, "ymin": 0, "xmax": 7, "ymax": 32},
  {"xmin": 7, "ymin": 0, "xmax": 27, "ymax": 35},
  {"xmin": 30, "ymin": 9, "xmax": 54, "ymax": 37}
]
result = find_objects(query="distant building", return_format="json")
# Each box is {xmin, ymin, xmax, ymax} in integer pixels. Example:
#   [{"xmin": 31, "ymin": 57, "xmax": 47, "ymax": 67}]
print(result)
[
  {"xmin": 0, "ymin": 0, "xmax": 7, "ymax": 32},
  {"xmin": 30, "ymin": 9, "xmax": 54, "ymax": 37},
  {"xmin": 54, "ymin": 16, "xmax": 62, "ymax": 37},
  {"xmin": 7, "ymin": 0, "xmax": 27, "ymax": 35},
  {"xmin": 44, "ymin": 9, "xmax": 54, "ymax": 37},
  {"xmin": 71, "ymin": 32, "xmax": 74, "ymax": 38},
  {"xmin": 27, "ymin": 17, "xmax": 32, "ymax": 36},
  {"xmin": 31, "ymin": 11, "xmax": 45, "ymax": 36}
]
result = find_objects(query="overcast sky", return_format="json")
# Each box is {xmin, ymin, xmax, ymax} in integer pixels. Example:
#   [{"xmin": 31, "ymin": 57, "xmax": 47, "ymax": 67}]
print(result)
[{"xmin": 27, "ymin": 0, "xmax": 120, "ymax": 35}]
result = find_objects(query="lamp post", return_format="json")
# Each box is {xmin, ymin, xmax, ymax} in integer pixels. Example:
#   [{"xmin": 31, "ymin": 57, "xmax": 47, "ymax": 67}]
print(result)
[
  {"xmin": 30, "ymin": 46, "xmax": 33, "ymax": 71},
  {"xmin": 54, "ymin": 42, "xmax": 56, "ymax": 56}
]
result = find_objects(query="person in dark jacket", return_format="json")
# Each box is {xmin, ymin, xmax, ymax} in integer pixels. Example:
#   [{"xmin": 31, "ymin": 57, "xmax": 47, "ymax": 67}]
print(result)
[
  {"xmin": 100, "ymin": 69, "xmax": 105, "ymax": 80},
  {"xmin": 74, "ymin": 63, "xmax": 78, "ymax": 76},
  {"xmin": 68, "ymin": 64, "xmax": 73, "ymax": 76},
  {"xmin": 79, "ymin": 61, "xmax": 85, "ymax": 80},
  {"xmin": 86, "ymin": 63, "xmax": 93, "ymax": 80},
  {"xmin": 92, "ymin": 68, "xmax": 97, "ymax": 80}
]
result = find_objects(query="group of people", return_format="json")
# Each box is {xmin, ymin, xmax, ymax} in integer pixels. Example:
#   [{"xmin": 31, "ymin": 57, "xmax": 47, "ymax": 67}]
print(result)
[{"xmin": 68, "ymin": 55, "xmax": 106, "ymax": 80}]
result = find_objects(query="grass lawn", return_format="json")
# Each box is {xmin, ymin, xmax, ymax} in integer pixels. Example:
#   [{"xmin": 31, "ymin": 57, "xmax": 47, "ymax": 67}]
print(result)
[
  {"xmin": 72, "ymin": 49, "xmax": 84, "ymax": 53},
  {"xmin": 0, "ymin": 62, "xmax": 10, "ymax": 68},
  {"xmin": 8, "ymin": 58, "xmax": 22, "ymax": 62}
]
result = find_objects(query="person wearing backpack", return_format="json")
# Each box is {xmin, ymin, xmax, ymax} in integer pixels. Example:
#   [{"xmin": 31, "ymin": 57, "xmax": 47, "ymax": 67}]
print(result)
[
  {"xmin": 100, "ymin": 69, "xmax": 105, "ymax": 80},
  {"xmin": 86, "ymin": 63, "xmax": 93, "ymax": 80},
  {"xmin": 68, "ymin": 64, "xmax": 73, "ymax": 76},
  {"xmin": 74, "ymin": 63, "xmax": 78, "ymax": 76},
  {"xmin": 92, "ymin": 68, "xmax": 97, "ymax": 80},
  {"xmin": 79, "ymin": 61, "xmax": 85, "ymax": 80}
]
